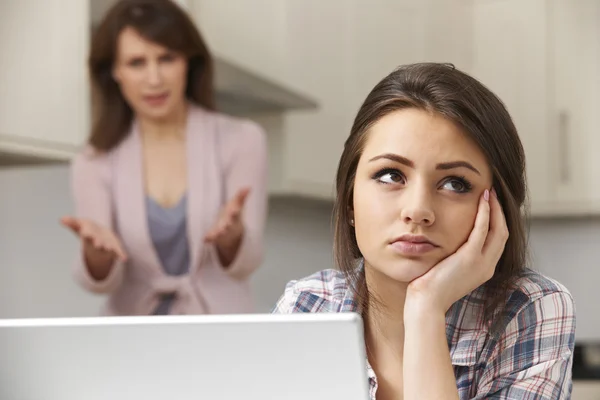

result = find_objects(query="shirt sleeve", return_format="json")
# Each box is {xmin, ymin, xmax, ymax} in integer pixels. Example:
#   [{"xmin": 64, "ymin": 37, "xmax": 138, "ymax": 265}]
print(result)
[
  {"xmin": 271, "ymin": 280, "xmax": 299, "ymax": 314},
  {"xmin": 474, "ymin": 290, "xmax": 576, "ymax": 399}
]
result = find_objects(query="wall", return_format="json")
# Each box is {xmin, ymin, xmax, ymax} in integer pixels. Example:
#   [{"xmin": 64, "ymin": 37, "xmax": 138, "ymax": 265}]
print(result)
[
  {"xmin": 0, "ymin": 165, "xmax": 597, "ymax": 342},
  {"xmin": 0, "ymin": 166, "xmax": 102, "ymax": 317}
]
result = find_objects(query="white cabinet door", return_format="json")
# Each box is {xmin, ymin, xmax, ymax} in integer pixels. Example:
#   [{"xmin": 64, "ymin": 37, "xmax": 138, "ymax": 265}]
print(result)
[
  {"xmin": 280, "ymin": 0, "xmax": 355, "ymax": 199},
  {"xmin": 469, "ymin": 0, "xmax": 552, "ymax": 215},
  {"xmin": 422, "ymin": 0, "xmax": 474, "ymax": 71},
  {"xmin": 0, "ymin": 0, "xmax": 90, "ymax": 158},
  {"xmin": 348, "ymin": 1, "xmax": 427, "ymax": 106},
  {"xmin": 549, "ymin": 0, "xmax": 600, "ymax": 214},
  {"xmin": 189, "ymin": 0, "xmax": 287, "ymax": 84}
]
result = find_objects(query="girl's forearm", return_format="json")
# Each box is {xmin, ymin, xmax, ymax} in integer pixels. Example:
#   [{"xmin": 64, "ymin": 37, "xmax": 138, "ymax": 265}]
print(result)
[{"xmin": 403, "ymin": 301, "xmax": 460, "ymax": 400}]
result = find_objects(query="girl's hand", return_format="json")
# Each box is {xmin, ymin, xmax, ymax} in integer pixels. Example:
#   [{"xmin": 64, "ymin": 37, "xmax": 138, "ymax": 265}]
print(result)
[{"xmin": 405, "ymin": 189, "xmax": 509, "ymax": 315}]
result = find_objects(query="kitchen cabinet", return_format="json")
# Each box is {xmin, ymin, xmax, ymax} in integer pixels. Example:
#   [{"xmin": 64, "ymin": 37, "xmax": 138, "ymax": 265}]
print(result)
[
  {"xmin": 0, "ymin": 0, "xmax": 91, "ymax": 161},
  {"xmin": 470, "ymin": 0, "xmax": 600, "ymax": 217},
  {"xmin": 423, "ymin": 0, "xmax": 474, "ymax": 70},
  {"xmin": 249, "ymin": 0, "xmax": 600, "ymax": 210},
  {"xmin": 469, "ymin": 0, "xmax": 553, "ymax": 216},
  {"xmin": 546, "ymin": 0, "xmax": 600, "ymax": 216},
  {"xmin": 278, "ymin": 0, "xmax": 600, "ymax": 212},
  {"xmin": 189, "ymin": 0, "xmax": 289, "ymax": 87},
  {"xmin": 348, "ymin": 1, "xmax": 428, "ymax": 107},
  {"xmin": 279, "ymin": 0, "xmax": 355, "ymax": 199}
]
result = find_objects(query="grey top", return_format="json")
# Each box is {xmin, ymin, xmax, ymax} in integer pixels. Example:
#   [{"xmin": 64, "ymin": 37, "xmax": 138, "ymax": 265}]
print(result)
[{"xmin": 146, "ymin": 194, "xmax": 191, "ymax": 315}]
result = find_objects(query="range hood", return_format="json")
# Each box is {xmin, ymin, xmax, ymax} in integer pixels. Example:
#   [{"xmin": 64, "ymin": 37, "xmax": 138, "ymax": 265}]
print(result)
[{"xmin": 214, "ymin": 57, "xmax": 317, "ymax": 115}]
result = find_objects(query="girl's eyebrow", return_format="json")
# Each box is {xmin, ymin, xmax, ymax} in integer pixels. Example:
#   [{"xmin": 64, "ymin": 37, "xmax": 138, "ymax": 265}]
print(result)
[{"xmin": 369, "ymin": 153, "xmax": 480, "ymax": 175}]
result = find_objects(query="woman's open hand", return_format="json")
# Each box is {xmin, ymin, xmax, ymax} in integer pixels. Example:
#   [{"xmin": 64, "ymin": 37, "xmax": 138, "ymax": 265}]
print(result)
[
  {"xmin": 61, "ymin": 216, "xmax": 128, "ymax": 265},
  {"xmin": 204, "ymin": 187, "xmax": 250, "ymax": 266},
  {"xmin": 405, "ymin": 189, "xmax": 509, "ymax": 315}
]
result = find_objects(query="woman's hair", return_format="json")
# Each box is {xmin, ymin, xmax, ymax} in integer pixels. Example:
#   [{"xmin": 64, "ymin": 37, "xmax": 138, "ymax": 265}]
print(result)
[
  {"xmin": 333, "ymin": 62, "xmax": 528, "ymax": 325},
  {"xmin": 89, "ymin": 0, "xmax": 214, "ymax": 151}
]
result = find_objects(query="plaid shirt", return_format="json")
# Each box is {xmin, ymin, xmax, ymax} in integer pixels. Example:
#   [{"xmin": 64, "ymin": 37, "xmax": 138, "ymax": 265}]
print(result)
[{"xmin": 272, "ymin": 266, "xmax": 576, "ymax": 399}]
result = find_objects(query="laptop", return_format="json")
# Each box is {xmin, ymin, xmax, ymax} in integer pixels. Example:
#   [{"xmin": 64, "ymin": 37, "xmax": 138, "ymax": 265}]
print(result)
[{"xmin": 0, "ymin": 312, "xmax": 370, "ymax": 400}]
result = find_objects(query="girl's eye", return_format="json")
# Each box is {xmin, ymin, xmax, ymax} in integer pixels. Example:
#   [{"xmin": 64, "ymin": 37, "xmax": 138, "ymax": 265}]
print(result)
[
  {"xmin": 441, "ymin": 177, "xmax": 473, "ymax": 193},
  {"xmin": 160, "ymin": 54, "xmax": 176, "ymax": 63},
  {"xmin": 128, "ymin": 58, "xmax": 145, "ymax": 67},
  {"xmin": 372, "ymin": 168, "xmax": 405, "ymax": 185}
]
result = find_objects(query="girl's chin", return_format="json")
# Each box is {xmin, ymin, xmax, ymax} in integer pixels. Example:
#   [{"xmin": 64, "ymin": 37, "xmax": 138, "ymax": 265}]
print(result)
[{"xmin": 372, "ymin": 258, "xmax": 438, "ymax": 284}]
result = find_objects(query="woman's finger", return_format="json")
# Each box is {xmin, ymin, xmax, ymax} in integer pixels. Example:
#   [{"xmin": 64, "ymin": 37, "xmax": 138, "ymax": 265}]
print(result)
[
  {"xmin": 109, "ymin": 236, "xmax": 128, "ymax": 261},
  {"xmin": 228, "ymin": 206, "xmax": 242, "ymax": 220},
  {"xmin": 233, "ymin": 187, "xmax": 251, "ymax": 209},
  {"xmin": 79, "ymin": 225, "xmax": 95, "ymax": 242},
  {"xmin": 60, "ymin": 216, "xmax": 81, "ymax": 234},
  {"xmin": 223, "ymin": 196, "xmax": 243, "ymax": 220},
  {"xmin": 482, "ymin": 189, "xmax": 509, "ymax": 258},
  {"xmin": 95, "ymin": 228, "xmax": 126, "ymax": 260},
  {"xmin": 465, "ymin": 189, "xmax": 491, "ymax": 254},
  {"xmin": 92, "ymin": 235, "xmax": 104, "ymax": 249},
  {"xmin": 86, "ymin": 227, "xmax": 104, "ymax": 249},
  {"xmin": 204, "ymin": 224, "xmax": 222, "ymax": 243},
  {"xmin": 83, "ymin": 236, "xmax": 103, "ymax": 255}
]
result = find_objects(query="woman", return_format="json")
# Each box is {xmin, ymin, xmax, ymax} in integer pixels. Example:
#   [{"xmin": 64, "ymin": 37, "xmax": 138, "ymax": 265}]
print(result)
[
  {"xmin": 273, "ymin": 63, "xmax": 575, "ymax": 399},
  {"xmin": 60, "ymin": 0, "xmax": 268, "ymax": 316}
]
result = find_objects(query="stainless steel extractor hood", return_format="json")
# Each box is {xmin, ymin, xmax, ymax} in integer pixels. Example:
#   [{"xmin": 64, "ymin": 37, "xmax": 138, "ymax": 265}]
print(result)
[{"xmin": 214, "ymin": 57, "xmax": 317, "ymax": 116}]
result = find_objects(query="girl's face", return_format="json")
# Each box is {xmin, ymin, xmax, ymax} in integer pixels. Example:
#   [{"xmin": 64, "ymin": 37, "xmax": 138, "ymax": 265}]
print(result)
[
  {"xmin": 112, "ymin": 27, "xmax": 188, "ymax": 122},
  {"xmin": 352, "ymin": 108, "xmax": 493, "ymax": 285}
]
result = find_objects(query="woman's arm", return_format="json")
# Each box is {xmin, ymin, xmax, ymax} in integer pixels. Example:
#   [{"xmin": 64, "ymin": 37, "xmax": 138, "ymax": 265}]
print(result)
[
  {"xmin": 69, "ymin": 148, "xmax": 126, "ymax": 293},
  {"xmin": 215, "ymin": 119, "xmax": 268, "ymax": 280},
  {"xmin": 403, "ymin": 301, "xmax": 460, "ymax": 400}
]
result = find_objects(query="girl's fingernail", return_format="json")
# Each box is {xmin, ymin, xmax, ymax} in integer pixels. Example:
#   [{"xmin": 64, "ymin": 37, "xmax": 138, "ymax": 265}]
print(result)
[{"xmin": 484, "ymin": 189, "xmax": 490, "ymax": 201}]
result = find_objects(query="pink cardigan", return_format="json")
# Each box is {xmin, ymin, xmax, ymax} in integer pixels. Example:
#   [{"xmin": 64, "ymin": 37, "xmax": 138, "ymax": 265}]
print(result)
[{"xmin": 70, "ymin": 105, "xmax": 268, "ymax": 316}]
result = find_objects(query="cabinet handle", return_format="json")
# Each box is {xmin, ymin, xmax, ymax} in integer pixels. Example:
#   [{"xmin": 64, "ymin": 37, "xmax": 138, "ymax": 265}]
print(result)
[{"xmin": 558, "ymin": 111, "xmax": 570, "ymax": 184}]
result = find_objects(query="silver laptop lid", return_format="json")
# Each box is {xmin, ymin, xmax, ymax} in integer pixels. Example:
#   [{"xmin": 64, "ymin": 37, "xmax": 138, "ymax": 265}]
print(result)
[{"xmin": 0, "ymin": 313, "xmax": 369, "ymax": 400}]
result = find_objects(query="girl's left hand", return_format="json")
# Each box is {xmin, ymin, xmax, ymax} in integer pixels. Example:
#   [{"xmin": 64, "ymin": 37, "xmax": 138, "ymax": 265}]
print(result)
[
  {"xmin": 204, "ymin": 187, "xmax": 250, "ymax": 249},
  {"xmin": 405, "ymin": 189, "xmax": 509, "ymax": 315}
]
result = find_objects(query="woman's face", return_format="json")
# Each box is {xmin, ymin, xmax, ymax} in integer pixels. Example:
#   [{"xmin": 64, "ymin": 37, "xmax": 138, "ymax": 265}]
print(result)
[
  {"xmin": 352, "ymin": 108, "xmax": 493, "ymax": 285},
  {"xmin": 112, "ymin": 27, "xmax": 188, "ymax": 122}
]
